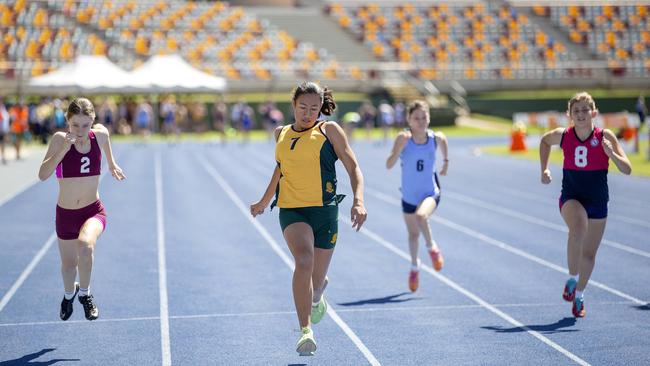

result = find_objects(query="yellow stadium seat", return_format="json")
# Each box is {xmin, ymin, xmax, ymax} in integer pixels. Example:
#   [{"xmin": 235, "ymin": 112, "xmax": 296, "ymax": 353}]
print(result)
[
  {"xmin": 372, "ymin": 43, "xmax": 384, "ymax": 56},
  {"xmin": 338, "ymin": 15, "xmax": 350, "ymax": 28},
  {"xmin": 34, "ymin": 9, "xmax": 48, "ymax": 27},
  {"xmin": 464, "ymin": 68, "xmax": 476, "ymax": 79},
  {"xmin": 500, "ymin": 66, "xmax": 513, "ymax": 79},
  {"xmin": 25, "ymin": 39, "xmax": 39, "ymax": 59},
  {"xmin": 615, "ymin": 48, "xmax": 628, "ymax": 60}
]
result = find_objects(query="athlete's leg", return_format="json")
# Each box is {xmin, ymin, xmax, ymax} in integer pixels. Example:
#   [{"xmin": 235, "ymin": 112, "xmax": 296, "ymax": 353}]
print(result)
[
  {"xmin": 58, "ymin": 239, "xmax": 79, "ymax": 293},
  {"xmin": 403, "ymin": 213, "xmax": 421, "ymax": 267},
  {"xmin": 560, "ymin": 200, "xmax": 588, "ymax": 277},
  {"xmin": 415, "ymin": 197, "xmax": 439, "ymax": 252},
  {"xmin": 312, "ymin": 248, "xmax": 333, "ymax": 303},
  {"xmin": 576, "ymin": 218, "xmax": 607, "ymax": 292},
  {"xmin": 284, "ymin": 222, "xmax": 315, "ymax": 328},
  {"xmin": 76, "ymin": 218, "xmax": 104, "ymax": 291}
]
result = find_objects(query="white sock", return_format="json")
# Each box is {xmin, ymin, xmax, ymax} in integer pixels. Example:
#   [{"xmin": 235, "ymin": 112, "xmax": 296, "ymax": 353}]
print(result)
[
  {"xmin": 64, "ymin": 291, "xmax": 75, "ymax": 300},
  {"xmin": 569, "ymin": 275, "xmax": 578, "ymax": 283},
  {"xmin": 79, "ymin": 288, "xmax": 89, "ymax": 297},
  {"xmin": 427, "ymin": 240, "xmax": 439, "ymax": 254},
  {"xmin": 411, "ymin": 264, "xmax": 419, "ymax": 272},
  {"xmin": 576, "ymin": 290, "xmax": 584, "ymax": 299}
]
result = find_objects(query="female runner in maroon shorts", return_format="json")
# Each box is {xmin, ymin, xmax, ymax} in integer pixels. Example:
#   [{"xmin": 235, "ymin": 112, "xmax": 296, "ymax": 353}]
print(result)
[{"xmin": 39, "ymin": 98, "xmax": 125, "ymax": 321}]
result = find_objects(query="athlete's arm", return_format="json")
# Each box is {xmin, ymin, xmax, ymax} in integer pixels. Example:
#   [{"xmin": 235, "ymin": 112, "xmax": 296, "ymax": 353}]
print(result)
[
  {"xmin": 38, "ymin": 132, "xmax": 73, "ymax": 181},
  {"xmin": 250, "ymin": 125, "xmax": 286, "ymax": 217},
  {"xmin": 94, "ymin": 125, "xmax": 126, "ymax": 181},
  {"xmin": 434, "ymin": 131, "xmax": 449, "ymax": 176},
  {"xmin": 325, "ymin": 121, "xmax": 367, "ymax": 231},
  {"xmin": 250, "ymin": 165, "xmax": 281, "ymax": 217},
  {"xmin": 602, "ymin": 129, "xmax": 632, "ymax": 175},
  {"xmin": 386, "ymin": 131, "xmax": 409, "ymax": 169},
  {"xmin": 539, "ymin": 127, "xmax": 565, "ymax": 184}
]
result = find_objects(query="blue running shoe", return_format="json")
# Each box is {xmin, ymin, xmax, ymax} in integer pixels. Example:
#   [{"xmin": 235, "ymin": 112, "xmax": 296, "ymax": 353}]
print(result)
[
  {"xmin": 563, "ymin": 278, "xmax": 577, "ymax": 302},
  {"xmin": 572, "ymin": 296, "xmax": 586, "ymax": 318}
]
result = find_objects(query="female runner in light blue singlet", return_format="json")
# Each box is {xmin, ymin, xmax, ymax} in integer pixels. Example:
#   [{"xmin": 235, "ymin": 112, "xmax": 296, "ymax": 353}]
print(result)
[{"xmin": 386, "ymin": 100, "xmax": 448, "ymax": 292}]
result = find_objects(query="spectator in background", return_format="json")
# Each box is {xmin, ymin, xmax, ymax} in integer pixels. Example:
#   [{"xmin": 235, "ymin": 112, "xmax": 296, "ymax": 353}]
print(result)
[
  {"xmin": 135, "ymin": 99, "xmax": 153, "ymax": 142},
  {"xmin": 358, "ymin": 101, "xmax": 376, "ymax": 141},
  {"xmin": 53, "ymin": 99, "xmax": 67, "ymax": 132},
  {"xmin": 378, "ymin": 100, "xmax": 395, "ymax": 144},
  {"xmin": 10, "ymin": 98, "xmax": 29, "ymax": 160},
  {"xmin": 0, "ymin": 98, "xmax": 9, "ymax": 164},
  {"xmin": 230, "ymin": 100, "xmax": 245, "ymax": 135},
  {"xmin": 635, "ymin": 95, "xmax": 647, "ymax": 155},
  {"xmin": 212, "ymin": 99, "xmax": 228, "ymax": 145},
  {"xmin": 160, "ymin": 96, "xmax": 179, "ymax": 142},
  {"xmin": 189, "ymin": 101, "xmax": 207, "ymax": 133},
  {"xmin": 98, "ymin": 98, "xmax": 117, "ymax": 134},
  {"xmin": 341, "ymin": 111, "xmax": 360, "ymax": 142},
  {"xmin": 259, "ymin": 99, "xmax": 279, "ymax": 141},
  {"xmin": 240, "ymin": 103, "xmax": 254, "ymax": 144},
  {"xmin": 394, "ymin": 101, "xmax": 406, "ymax": 129},
  {"xmin": 36, "ymin": 98, "xmax": 54, "ymax": 144}
]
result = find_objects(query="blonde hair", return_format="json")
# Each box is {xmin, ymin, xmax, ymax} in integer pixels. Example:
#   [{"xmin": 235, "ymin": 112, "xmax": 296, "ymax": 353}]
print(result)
[
  {"xmin": 406, "ymin": 100, "xmax": 429, "ymax": 118},
  {"xmin": 567, "ymin": 92, "xmax": 596, "ymax": 114}
]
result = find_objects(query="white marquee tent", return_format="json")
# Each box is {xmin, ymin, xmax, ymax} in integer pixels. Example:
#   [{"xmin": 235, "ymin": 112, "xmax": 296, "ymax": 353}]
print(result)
[
  {"xmin": 128, "ymin": 54, "xmax": 227, "ymax": 93},
  {"xmin": 27, "ymin": 55, "xmax": 139, "ymax": 94}
]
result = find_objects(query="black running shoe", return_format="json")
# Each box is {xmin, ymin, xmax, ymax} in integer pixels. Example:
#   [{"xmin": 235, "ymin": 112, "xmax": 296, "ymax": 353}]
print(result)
[
  {"xmin": 60, "ymin": 283, "xmax": 80, "ymax": 321},
  {"xmin": 78, "ymin": 294, "xmax": 99, "ymax": 320}
]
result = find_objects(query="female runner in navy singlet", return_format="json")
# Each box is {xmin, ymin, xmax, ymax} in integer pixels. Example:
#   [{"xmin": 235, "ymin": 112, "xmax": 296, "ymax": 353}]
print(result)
[
  {"xmin": 39, "ymin": 98, "xmax": 126, "ymax": 321},
  {"xmin": 540, "ymin": 92, "xmax": 631, "ymax": 318}
]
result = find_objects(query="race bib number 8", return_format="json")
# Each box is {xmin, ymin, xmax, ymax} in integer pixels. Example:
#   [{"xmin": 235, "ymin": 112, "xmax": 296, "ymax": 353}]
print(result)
[{"xmin": 574, "ymin": 146, "xmax": 588, "ymax": 168}]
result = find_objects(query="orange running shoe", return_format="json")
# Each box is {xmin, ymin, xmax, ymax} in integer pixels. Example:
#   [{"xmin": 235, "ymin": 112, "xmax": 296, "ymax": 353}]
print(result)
[
  {"xmin": 429, "ymin": 249, "xmax": 444, "ymax": 272},
  {"xmin": 408, "ymin": 270, "xmax": 419, "ymax": 292}
]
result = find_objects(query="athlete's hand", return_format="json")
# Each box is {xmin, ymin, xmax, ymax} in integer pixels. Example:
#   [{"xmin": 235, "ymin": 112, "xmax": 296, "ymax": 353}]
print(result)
[
  {"xmin": 350, "ymin": 201, "xmax": 367, "ymax": 231},
  {"xmin": 62, "ymin": 133, "xmax": 76, "ymax": 153},
  {"xmin": 541, "ymin": 169, "xmax": 552, "ymax": 184},
  {"xmin": 439, "ymin": 160, "xmax": 449, "ymax": 176},
  {"xmin": 602, "ymin": 137, "xmax": 615, "ymax": 158},
  {"xmin": 250, "ymin": 200, "xmax": 267, "ymax": 217},
  {"xmin": 109, "ymin": 164, "xmax": 126, "ymax": 181}
]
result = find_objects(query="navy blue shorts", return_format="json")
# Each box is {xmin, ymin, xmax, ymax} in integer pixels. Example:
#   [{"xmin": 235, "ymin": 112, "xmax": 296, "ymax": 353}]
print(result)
[
  {"xmin": 402, "ymin": 195, "xmax": 441, "ymax": 214},
  {"xmin": 559, "ymin": 196, "xmax": 608, "ymax": 219}
]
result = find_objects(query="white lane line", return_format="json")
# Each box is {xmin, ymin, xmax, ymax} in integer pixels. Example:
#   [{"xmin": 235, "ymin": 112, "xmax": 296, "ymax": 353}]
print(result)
[
  {"xmin": 0, "ymin": 233, "xmax": 57, "ymax": 313},
  {"xmin": 244, "ymin": 146, "xmax": 648, "ymax": 304},
  {"xmin": 348, "ymin": 213, "xmax": 591, "ymax": 366},
  {"xmin": 196, "ymin": 154, "xmax": 381, "ymax": 366},
  {"xmin": 155, "ymin": 152, "xmax": 172, "ymax": 366},
  {"xmin": 365, "ymin": 186, "xmax": 647, "ymax": 305},
  {"xmin": 444, "ymin": 190, "xmax": 650, "ymax": 259},
  {"xmin": 452, "ymin": 174, "xmax": 650, "ymax": 229},
  {"xmin": 0, "ymin": 150, "xmax": 123, "ymax": 314},
  {"xmin": 1, "ymin": 300, "xmax": 637, "ymax": 328}
]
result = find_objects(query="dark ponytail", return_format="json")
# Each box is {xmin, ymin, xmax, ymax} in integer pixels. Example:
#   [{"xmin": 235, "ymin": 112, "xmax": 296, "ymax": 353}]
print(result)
[{"xmin": 291, "ymin": 81, "xmax": 337, "ymax": 116}]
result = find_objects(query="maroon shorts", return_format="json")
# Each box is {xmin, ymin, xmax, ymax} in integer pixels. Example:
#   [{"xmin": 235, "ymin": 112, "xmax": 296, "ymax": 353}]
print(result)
[{"xmin": 56, "ymin": 200, "xmax": 107, "ymax": 240}]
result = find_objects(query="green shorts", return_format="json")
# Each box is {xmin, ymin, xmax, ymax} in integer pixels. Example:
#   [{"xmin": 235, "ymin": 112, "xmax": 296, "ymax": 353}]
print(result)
[{"xmin": 279, "ymin": 206, "xmax": 339, "ymax": 249}]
